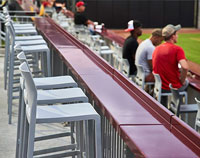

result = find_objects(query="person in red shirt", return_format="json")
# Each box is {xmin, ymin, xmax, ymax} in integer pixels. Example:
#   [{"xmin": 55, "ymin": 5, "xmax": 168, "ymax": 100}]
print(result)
[{"xmin": 152, "ymin": 24, "xmax": 189, "ymax": 106}]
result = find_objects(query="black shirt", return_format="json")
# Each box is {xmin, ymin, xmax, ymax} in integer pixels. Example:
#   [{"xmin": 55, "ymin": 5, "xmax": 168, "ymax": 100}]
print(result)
[
  {"xmin": 123, "ymin": 35, "xmax": 139, "ymax": 75},
  {"xmin": 74, "ymin": 12, "xmax": 88, "ymax": 26}
]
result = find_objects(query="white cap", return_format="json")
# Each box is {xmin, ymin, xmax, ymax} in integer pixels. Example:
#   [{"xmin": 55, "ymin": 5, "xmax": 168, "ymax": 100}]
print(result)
[{"xmin": 125, "ymin": 20, "xmax": 134, "ymax": 32}]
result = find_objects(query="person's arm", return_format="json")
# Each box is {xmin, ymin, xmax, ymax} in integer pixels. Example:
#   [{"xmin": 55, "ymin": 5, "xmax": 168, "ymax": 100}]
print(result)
[
  {"xmin": 147, "ymin": 46, "xmax": 155, "ymax": 71},
  {"xmin": 179, "ymin": 59, "xmax": 189, "ymax": 85},
  {"xmin": 86, "ymin": 19, "xmax": 94, "ymax": 25},
  {"xmin": 132, "ymin": 41, "xmax": 138, "ymax": 60}
]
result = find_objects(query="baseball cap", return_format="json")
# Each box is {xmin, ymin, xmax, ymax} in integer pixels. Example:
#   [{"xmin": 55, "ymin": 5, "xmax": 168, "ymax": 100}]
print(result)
[
  {"xmin": 162, "ymin": 24, "xmax": 181, "ymax": 37},
  {"xmin": 152, "ymin": 29, "xmax": 162, "ymax": 37},
  {"xmin": 76, "ymin": 1, "xmax": 85, "ymax": 7},
  {"xmin": 125, "ymin": 20, "xmax": 142, "ymax": 32}
]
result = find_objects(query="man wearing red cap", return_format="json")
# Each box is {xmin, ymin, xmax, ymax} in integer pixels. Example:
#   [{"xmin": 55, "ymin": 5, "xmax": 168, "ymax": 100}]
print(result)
[{"xmin": 74, "ymin": 1, "xmax": 94, "ymax": 26}]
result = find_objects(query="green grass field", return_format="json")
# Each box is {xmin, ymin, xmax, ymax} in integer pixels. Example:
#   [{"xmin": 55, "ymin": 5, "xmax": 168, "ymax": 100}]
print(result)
[{"xmin": 139, "ymin": 33, "xmax": 200, "ymax": 65}]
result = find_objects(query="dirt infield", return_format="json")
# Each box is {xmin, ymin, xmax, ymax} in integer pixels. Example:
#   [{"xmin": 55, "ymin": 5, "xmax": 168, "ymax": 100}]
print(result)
[{"xmin": 112, "ymin": 28, "xmax": 200, "ymax": 76}]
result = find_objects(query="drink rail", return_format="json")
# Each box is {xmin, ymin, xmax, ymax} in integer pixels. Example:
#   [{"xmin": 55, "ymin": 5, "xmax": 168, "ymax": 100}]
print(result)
[{"xmin": 35, "ymin": 17, "xmax": 200, "ymax": 157}]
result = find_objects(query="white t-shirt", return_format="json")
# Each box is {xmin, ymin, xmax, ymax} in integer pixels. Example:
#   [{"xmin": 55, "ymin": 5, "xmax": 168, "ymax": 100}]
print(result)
[{"xmin": 135, "ymin": 39, "xmax": 155, "ymax": 74}]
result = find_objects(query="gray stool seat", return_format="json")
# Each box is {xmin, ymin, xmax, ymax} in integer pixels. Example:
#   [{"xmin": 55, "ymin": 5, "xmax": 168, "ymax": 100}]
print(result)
[
  {"xmin": 26, "ymin": 88, "xmax": 88, "ymax": 104},
  {"xmin": 15, "ymin": 29, "xmax": 37, "ymax": 35},
  {"xmin": 15, "ymin": 40, "xmax": 46, "ymax": 46},
  {"xmin": 37, "ymin": 88, "xmax": 87, "ymax": 103},
  {"xmin": 36, "ymin": 103, "xmax": 98, "ymax": 123},
  {"xmin": 15, "ymin": 35, "xmax": 43, "ymax": 41},
  {"xmin": 15, "ymin": 44, "xmax": 49, "ymax": 53},
  {"xmin": 14, "ymin": 29, "xmax": 37, "ymax": 35},
  {"xmin": 100, "ymin": 46, "xmax": 110, "ymax": 50},
  {"xmin": 13, "ymin": 23, "xmax": 34, "ymax": 27},
  {"xmin": 14, "ymin": 26, "xmax": 36, "ymax": 30},
  {"xmin": 33, "ymin": 76, "xmax": 77, "ymax": 89},
  {"xmin": 171, "ymin": 103, "xmax": 198, "ymax": 113},
  {"xmin": 100, "ymin": 49, "xmax": 114, "ymax": 55}
]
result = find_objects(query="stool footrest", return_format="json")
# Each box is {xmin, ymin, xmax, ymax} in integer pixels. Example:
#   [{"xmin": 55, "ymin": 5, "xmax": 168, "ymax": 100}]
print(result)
[
  {"xmin": 33, "ymin": 145, "xmax": 79, "ymax": 156},
  {"xmin": 35, "ymin": 132, "xmax": 72, "ymax": 141}
]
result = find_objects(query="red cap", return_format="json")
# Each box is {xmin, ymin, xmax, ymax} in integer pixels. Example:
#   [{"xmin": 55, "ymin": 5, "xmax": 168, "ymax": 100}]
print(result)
[{"xmin": 76, "ymin": 1, "xmax": 85, "ymax": 7}]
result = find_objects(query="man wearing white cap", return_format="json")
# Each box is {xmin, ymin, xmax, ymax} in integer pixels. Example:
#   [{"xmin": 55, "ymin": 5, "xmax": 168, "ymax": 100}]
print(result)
[
  {"xmin": 152, "ymin": 24, "xmax": 189, "ymax": 105},
  {"xmin": 123, "ymin": 20, "xmax": 142, "ymax": 75}
]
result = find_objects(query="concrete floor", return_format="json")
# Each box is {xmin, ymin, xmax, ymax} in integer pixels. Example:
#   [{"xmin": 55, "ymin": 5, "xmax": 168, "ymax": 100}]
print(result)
[
  {"xmin": 0, "ymin": 48, "xmax": 73, "ymax": 158},
  {"xmin": 0, "ymin": 48, "xmax": 17, "ymax": 157}
]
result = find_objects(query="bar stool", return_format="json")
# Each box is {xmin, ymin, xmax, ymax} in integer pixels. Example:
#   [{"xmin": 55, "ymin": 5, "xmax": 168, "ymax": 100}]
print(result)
[
  {"xmin": 6, "ymin": 19, "xmax": 37, "ymax": 34},
  {"xmin": 153, "ymin": 73, "xmax": 171, "ymax": 103},
  {"xmin": 4, "ymin": 21, "xmax": 45, "ymax": 90},
  {"xmin": 2, "ymin": 12, "xmax": 34, "ymax": 29},
  {"xmin": 17, "ymin": 78, "xmax": 89, "ymax": 157},
  {"xmin": 169, "ymin": 83, "xmax": 197, "ymax": 123},
  {"xmin": 16, "ymin": 51, "xmax": 81, "ymax": 157},
  {"xmin": 153, "ymin": 73, "xmax": 188, "ymax": 107},
  {"xmin": 19, "ymin": 62, "xmax": 102, "ymax": 158},
  {"xmin": 7, "ymin": 46, "xmax": 51, "ymax": 124},
  {"xmin": 135, "ymin": 64, "xmax": 154, "ymax": 91},
  {"xmin": 113, "ymin": 44, "xmax": 123, "ymax": 71},
  {"xmin": 90, "ymin": 35, "xmax": 101, "ymax": 51},
  {"xmin": 17, "ymin": 52, "xmax": 78, "ymax": 89},
  {"xmin": 16, "ymin": 56, "xmax": 90, "ymax": 157},
  {"xmin": 6, "ymin": 24, "xmax": 50, "ymax": 124},
  {"xmin": 195, "ymin": 98, "xmax": 200, "ymax": 131},
  {"xmin": 99, "ymin": 49, "xmax": 114, "ymax": 65},
  {"xmin": 121, "ymin": 59, "xmax": 135, "ymax": 80}
]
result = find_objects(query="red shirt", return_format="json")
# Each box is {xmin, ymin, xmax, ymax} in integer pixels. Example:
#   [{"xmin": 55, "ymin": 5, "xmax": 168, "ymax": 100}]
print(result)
[{"xmin": 152, "ymin": 42, "xmax": 186, "ymax": 90}]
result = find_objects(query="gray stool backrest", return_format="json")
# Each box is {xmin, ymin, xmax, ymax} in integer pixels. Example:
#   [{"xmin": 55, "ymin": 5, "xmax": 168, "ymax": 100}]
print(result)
[
  {"xmin": 122, "ymin": 59, "xmax": 130, "ymax": 77},
  {"xmin": 153, "ymin": 73, "xmax": 162, "ymax": 102},
  {"xmin": 135, "ymin": 64, "xmax": 145, "ymax": 89},
  {"xmin": 169, "ymin": 83, "xmax": 181, "ymax": 116},
  {"xmin": 195, "ymin": 97, "xmax": 200, "ymax": 131},
  {"xmin": 19, "ymin": 62, "xmax": 37, "ymax": 126},
  {"xmin": 17, "ymin": 51, "xmax": 27, "ymax": 64},
  {"xmin": 5, "ymin": 21, "xmax": 15, "ymax": 46}
]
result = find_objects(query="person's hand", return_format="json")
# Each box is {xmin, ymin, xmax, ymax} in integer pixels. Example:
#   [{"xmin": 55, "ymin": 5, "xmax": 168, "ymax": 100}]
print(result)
[
  {"xmin": 179, "ymin": 76, "xmax": 186, "ymax": 85},
  {"xmin": 182, "ymin": 80, "xmax": 186, "ymax": 85}
]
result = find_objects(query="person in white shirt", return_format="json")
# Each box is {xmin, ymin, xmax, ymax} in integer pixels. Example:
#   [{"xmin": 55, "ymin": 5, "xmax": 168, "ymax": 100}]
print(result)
[{"xmin": 135, "ymin": 29, "xmax": 163, "ymax": 82}]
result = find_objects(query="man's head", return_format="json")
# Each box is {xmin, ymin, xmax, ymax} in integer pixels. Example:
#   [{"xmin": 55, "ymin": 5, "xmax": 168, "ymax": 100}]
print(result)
[
  {"xmin": 162, "ymin": 24, "xmax": 181, "ymax": 43},
  {"xmin": 76, "ymin": 1, "xmax": 85, "ymax": 12},
  {"xmin": 151, "ymin": 29, "xmax": 163, "ymax": 46},
  {"xmin": 125, "ymin": 20, "xmax": 142, "ymax": 37}
]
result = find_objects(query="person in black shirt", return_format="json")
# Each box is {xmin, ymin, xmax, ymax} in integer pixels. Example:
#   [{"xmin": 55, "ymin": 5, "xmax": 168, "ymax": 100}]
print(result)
[
  {"xmin": 74, "ymin": 1, "xmax": 93, "ymax": 26},
  {"xmin": 123, "ymin": 20, "xmax": 142, "ymax": 75}
]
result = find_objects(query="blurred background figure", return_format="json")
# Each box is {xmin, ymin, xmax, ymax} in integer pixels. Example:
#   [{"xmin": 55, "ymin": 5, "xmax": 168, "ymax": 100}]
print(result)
[{"xmin": 74, "ymin": 1, "xmax": 93, "ymax": 26}]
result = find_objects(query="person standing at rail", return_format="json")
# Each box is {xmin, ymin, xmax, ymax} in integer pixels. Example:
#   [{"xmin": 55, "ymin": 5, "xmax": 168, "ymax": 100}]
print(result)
[
  {"xmin": 123, "ymin": 20, "xmax": 142, "ymax": 75},
  {"xmin": 74, "ymin": 1, "xmax": 94, "ymax": 26}
]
